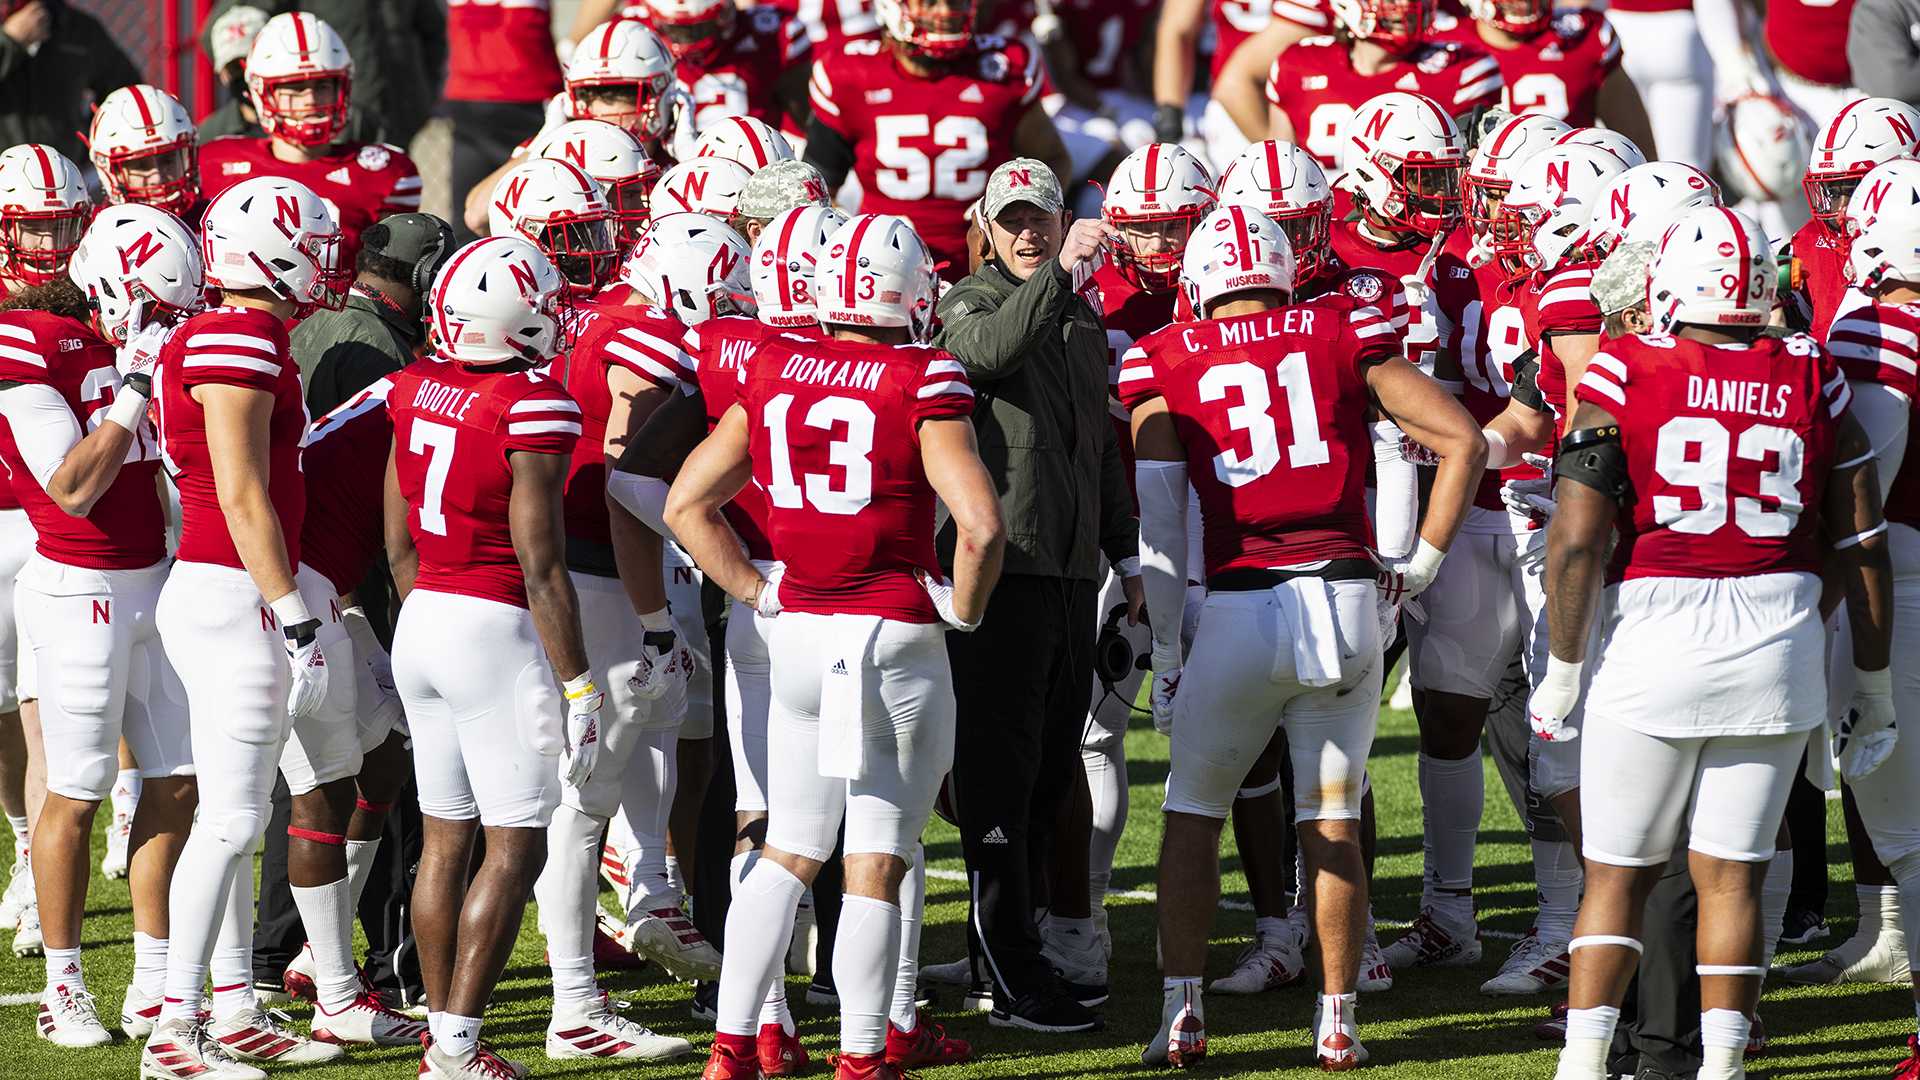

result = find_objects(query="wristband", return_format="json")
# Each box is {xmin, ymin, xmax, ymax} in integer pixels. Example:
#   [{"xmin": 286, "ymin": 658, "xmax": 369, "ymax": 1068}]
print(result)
[
  {"xmin": 1855, "ymin": 665, "xmax": 1892, "ymax": 696},
  {"xmin": 562, "ymin": 673, "xmax": 598, "ymax": 701},
  {"xmin": 103, "ymin": 382, "xmax": 149, "ymax": 434},
  {"xmin": 1482, "ymin": 427, "xmax": 1518, "ymax": 470},
  {"xmin": 1834, "ymin": 520, "xmax": 1888, "ymax": 550},
  {"xmin": 1115, "ymin": 555, "xmax": 1141, "ymax": 577},
  {"xmin": 270, "ymin": 591, "xmax": 314, "ymax": 630},
  {"xmin": 1408, "ymin": 537, "xmax": 1446, "ymax": 579},
  {"xmin": 638, "ymin": 607, "xmax": 672, "ymax": 632}
]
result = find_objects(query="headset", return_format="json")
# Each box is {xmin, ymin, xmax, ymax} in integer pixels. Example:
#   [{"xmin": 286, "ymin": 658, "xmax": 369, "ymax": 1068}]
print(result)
[{"xmin": 1093, "ymin": 602, "xmax": 1147, "ymax": 691}]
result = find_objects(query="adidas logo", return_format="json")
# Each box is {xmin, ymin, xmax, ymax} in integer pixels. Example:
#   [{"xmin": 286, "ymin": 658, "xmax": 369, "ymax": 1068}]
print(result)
[
  {"xmin": 326, "ymin": 166, "xmax": 350, "ymax": 185},
  {"xmin": 959, "ymin": 85, "xmax": 985, "ymax": 104},
  {"xmin": 982, "ymin": 826, "xmax": 1008, "ymax": 845},
  {"xmin": 830, "ymin": 659, "xmax": 848, "ymax": 675}
]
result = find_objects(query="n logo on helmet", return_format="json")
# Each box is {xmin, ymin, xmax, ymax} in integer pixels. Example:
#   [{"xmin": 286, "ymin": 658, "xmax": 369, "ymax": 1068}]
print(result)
[
  {"xmin": 1863, "ymin": 178, "xmax": 1893, "ymax": 217},
  {"xmin": 1891, "ymin": 113, "xmax": 1916, "ymax": 147},
  {"xmin": 273, "ymin": 194, "xmax": 304, "ymax": 233},
  {"xmin": 119, "ymin": 231, "xmax": 163, "ymax": 274},
  {"xmin": 1365, "ymin": 110, "xmax": 1391, "ymax": 142},
  {"xmin": 1609, "ymin": 188, "xmax": 1632, "ymax": 227},
  {"xmin": 562, "ymin": 141, "xmax": 589, "ymax": 171},
  {"xmin": 710, "ymin": 243, "xmax": 740, "ymax": 283},
  {"xmin": 1546, "ymin": 161, "xmax": 1569, "ymax": 191},
  {"xmin": 508, "ymin": 259, "xmax": 540, "ymax": 299},
  {"xmin": 493, "ymin": 176, "xmax": 530, "ymax": 220}
]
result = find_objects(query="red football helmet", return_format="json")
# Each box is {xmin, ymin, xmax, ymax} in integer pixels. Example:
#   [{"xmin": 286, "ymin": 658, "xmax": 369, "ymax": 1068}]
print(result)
[
  {"xmin": 1330, "ymin": 0, "xmax": 1433, "ymax": 55},
  {"xmin": 1464, "ymin": 0, "xmax": 1550, "ymax": 36},
  {"xmin": 876, "ymin": 0, "xmax": 976, "ymax": 60},
  {"xmin": 642, "ymin": 0, "xmax": 735, "ymax": 64}
]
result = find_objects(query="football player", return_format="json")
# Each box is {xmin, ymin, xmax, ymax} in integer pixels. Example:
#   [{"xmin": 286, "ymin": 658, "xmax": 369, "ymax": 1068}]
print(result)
[
  {"xmin": 1787, "ymin": 98, "xmax": 1920, "ymax": 341},
  {"xmin": 199, "ymin": 14, "xmax": 421, "ymax": 268},
  {"xmin": 1037, "ymin": 0, "xmax": 1159, "ymax": 207},
  {"xmin": 143, "ymin": 177, "xmax": 347, "ymax": 1080},
  {"xmin": 1265, "ymin": 0, "xmax": 1503, "ymax": 170},
  {"xmin": 1604, "ymin": 0, "xmax": 1757, "ymax": 171},
  {"xmin": 487, "ymin": 157, "xmax": 623, "ymax": 299},
  {"xmin": 1763, "ymin": 0, "xmax": 1860, "ymax": 133},
  {"xmin": 1537, "ymin": 205, "xmax": 1892, "ymax": 1080},
  {"xmin": 734, "ymin": 159, "xmax": 834, "ymax": 243},
  {"xmin": 5, "ymin": 206, "xmax": 195, "ymax": 1048},
  {"xmin": 671, "ymin": 214, "xmax": 1004, "ymax": 1080},
  {"xmin": 1829, "ymin": 157, "xmax": 1920, "ymax": 1079},
  {"xmin": 640, "ymin": 0, "xmax": 812, "ymax": 138},
  {"xmin": 1430, "ymin": 1, "xmax": 1653, "ymax": 147},
  {"xmin": 529, "ymin": 119, "xmax": 663, "ymax": 256},
  {"xmin": 1203, "ymin": 0, "xmax": 1334, "ymax": 170},
  {"xmin": 1123, "ymin": 204, "xmax": 1484, "ymax": 1070},
  {"xmin": 88, "ymin": 85, "xmax": 203, "ymax": 220},
  {"xmin": 803, "ymin": 0, "xmax": 1073, "ymax": 280},
  {"xmin": 384, "ymin": 237, "xmax": 597, "ymax": 1080}
]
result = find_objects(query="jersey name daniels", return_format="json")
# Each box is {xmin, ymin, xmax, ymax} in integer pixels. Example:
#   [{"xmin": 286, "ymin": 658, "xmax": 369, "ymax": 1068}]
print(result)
[
  {"xmin": 1685, "ymin": 374, "xmax": 1793, "ymax": 420},
  {"xmin": 1176, "ymin": 306, "xmax": 1322, "ymax": 352}
]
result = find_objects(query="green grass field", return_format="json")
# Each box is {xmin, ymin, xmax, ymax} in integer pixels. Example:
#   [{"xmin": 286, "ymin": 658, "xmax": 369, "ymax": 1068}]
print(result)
[{"xmin": 0, "ymin": 671, "xmax": 1905, "ymax": 1078}]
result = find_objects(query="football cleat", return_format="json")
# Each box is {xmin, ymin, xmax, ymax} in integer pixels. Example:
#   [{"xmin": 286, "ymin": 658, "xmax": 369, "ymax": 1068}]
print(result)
[
  {"xmin": 1747, "ymin": 1010, "xmax": 1766, "ymax": 1058},
  {"xmin": 282, "ymin": 943, "xmax": 317, "ymax": 1002},
  {"xmin": 595, "ymin": 910, "xmax": 649, "ymax": 971},
  {"xmin": 1210, "ymin": 933, "xmax": 1306, "ymax": 994},
  {"xmin": 1778, "ymin": 919, "xmax": 1911, "ymax": 984},
  {"xmin": 1481, "ymin": 928, "xmax": 1571, "ymax": 995},
  {"xmin": 1535, "ymin": 1002, "xmax": 1569, "ymax": 1041},
  {"xmin": 122, "ymin": 982, "xmax": 164, "ymax": 1039},
  {"xmin": 208, "ymin": 1005, "xmax": 345, "ymax": 1064},
  {"xmin": 1383, "ymin": 909, "xmax": 1482, "ymax": 970},
  {"xmin": 142, "ymin": 1018, "xmax": 267, "ymax": 1080},
  {"xmin": 886, "ymin": 1012, "xmax": 971, "ymax": 1067},
  {"xmin": 1141, "ymin": 984, "xmax": 1206, "ymax": 1068},
  {"xmin": 546, "ymin": 993, "xmax": 693, "ymax": 1060},
  {"xmin": 1358, "ymin": 927, "xmax": 1393, "ymax": 992},
  {"xmin": 600, "ymin": 838, "xmax": 634, "ymax": 895},
  {"xmin": 917, "ymin": 955, "xmax": 975, "ymax": 987},
  {"xmin": 1313, "ymin": 996, "xmax": 1368, "ymax": 1072},
  {"xmin": 421, "ymin": 1041, "xmax": 527, "ymax": 1079},
  {"xmin": 13, "ymin": 901, "xmax": 42, "ymax": 956},
  {"xmin": 759, "ymin": 1021, "xmax": 809, "ymax": 1075},
  {"xmin": 701, "ymin": 1036, "xmax": 760, "ymax": 1080},
  {"xmin": 38, "ymin": 983, "xmax": 113, "ymax": 1047},
  {"xmin": 627, "ymin": 906, "xmax": 723, "ymax": 980},
  {"xmin": 312, "ymin": 989, "xmax": 430, "ymax": 1046},
  {"xmin": 1893, "ymin": 1034, "xmax": 1920, "ymax": 1079},
  {"xmin": 0, "ymin": 856, "xmax": 30, "ymax": 926},
  {"xmin": 832, "ymin": 1050, "xmax": 909, "ymax": 1079}
]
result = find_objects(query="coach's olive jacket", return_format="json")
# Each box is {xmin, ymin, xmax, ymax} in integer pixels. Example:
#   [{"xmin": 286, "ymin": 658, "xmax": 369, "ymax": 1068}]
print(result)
[{"xmin": 934, "ymin": 257, "xmax": 1138, "ymax": 583}]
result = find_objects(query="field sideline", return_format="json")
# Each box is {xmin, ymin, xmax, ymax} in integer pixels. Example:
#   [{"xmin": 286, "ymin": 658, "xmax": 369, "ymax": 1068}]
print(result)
[{"xmin": 0, "ymin": 673, "xmax": 1903, "ymax": 1078}]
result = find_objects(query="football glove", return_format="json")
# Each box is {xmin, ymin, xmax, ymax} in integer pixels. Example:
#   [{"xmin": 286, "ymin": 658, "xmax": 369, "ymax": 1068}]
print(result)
[
  {"xmin": 753, "ymin": 566, "xmax": 784, "ymax": 619},
  {"xmin": 630, "ymin": 628, "xmax": 691, "ymax": 702},
  {"xmin": 1501, "ymin": 453, "xmax": 1556, "ymax": 525},
  {"xmin": 1150, "ymin": 664, "xmax": 1181, "ymax": 736},
  {"xmin": 282, "ymin": 619, "xmax": 329, "ymax": 720},
  {"xmin": 561, "ymin": 674, "xmax": 603, "ymax": 788},
  {"xmin": 916, "ymin": 569, "xmax": 981, "ymax": 632},
  {"xmin": 114, "ymin": 322, "xmax": 168, "ymax": 378},
  {"xmin": 1836, "ymin": 667, "xmax": 1898, "ymax": 780},
  {"xmin": 1377, "ymin": 538, "xmax": 1446, "ymax": 606},
  {"xmin": 1527, "ymin": 656, "xmax": 1583, "ymax": 742}
]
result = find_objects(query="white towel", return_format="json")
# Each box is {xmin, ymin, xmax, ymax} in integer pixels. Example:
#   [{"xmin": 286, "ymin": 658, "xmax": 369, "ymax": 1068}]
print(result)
[
  {"xmin": 1273, "ymin": 578, "xmax": 1343, "ymax": 687},
  {"xmin": 514, "ymin": 660, "xmax": 564, "ymax": 757},
  {"xmin": 818, "ymin": 615, "xmax": 885, "ymax": 780}
]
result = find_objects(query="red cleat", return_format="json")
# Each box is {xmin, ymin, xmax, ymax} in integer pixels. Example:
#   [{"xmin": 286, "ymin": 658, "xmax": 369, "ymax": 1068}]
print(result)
[
  {"xmin": 1894, "ymin": 1034, "xmax": 1920, "ymax": 1079},
  {"xmin": 887, "ymin": 1015, "xmax": 972, "ymax": 1068},
  {"xmin": 703, "ymin": 1033, "xmax": 760, "ymax": 1080},
  {"xmin": 832, "ymin": 1051, "xmax": 908, "ymax": 1079},
  {"xmin": 593, "ymin": 923, "xmax": 648, "ymax": 972},
  {"xmin": 759, "ymin": 1022, "xmax": 809, "ymax": 1075}
]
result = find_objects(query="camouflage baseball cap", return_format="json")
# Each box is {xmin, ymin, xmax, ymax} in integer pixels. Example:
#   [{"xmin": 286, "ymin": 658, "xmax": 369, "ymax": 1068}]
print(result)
[
  {"xmin": 1592, "ymin": 240, "xmax": 1656, "ymax": 316},
  {"xmin": 981, "ymin": 158, "xmax": 1063, "ymax": 222},
  {"xmin": 209, "ymin": 4, "xmax": 269, "ymax": 71},
  {"xmin": 737, "ymin": 160, "xmax": 831, "ymax": 221}
]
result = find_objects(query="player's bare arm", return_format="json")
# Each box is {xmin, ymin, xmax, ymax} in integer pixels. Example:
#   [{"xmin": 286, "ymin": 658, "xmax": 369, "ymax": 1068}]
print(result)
[
  {"xmin": 1824, "ymin": 411, "xmax": 1895, "ymax": 673},
  {"xmin": 1595, "ymin": 66, "xmax": 1656, "ymax": 162},
  {"xmin": 1223, "ymin": 19, "xmax": 1314, "ymax": 140},
  {"xmin": 1152, "ymin": 0, "xmax": 1207, "ymax": 116},
  {"xmin": 1550, "ymin": 331, "xmax": 1602, "ymax": 419},
  {"xmin": 1541, "ymin": 401, "xmax": 1620, "ymax": 665},
  {"xmin": 918, "ymin": 416, "xmax": 1005, "ymax": 625},
  {"xmin": 662, "ymin": 402, "xmax": 761, "ymax": 607},
  {"xmin": 200, "ymin": 383, "xmax": 299, "ymax": 605},
  {"xmin": 1367, "ymin": 353, "xmax": 1489, "ymax": 554},
  {"xmin": 1013, "ymin": 100, "xmax": 1075, "ymax": 200},
  {"xmin": 383, "ymin": 442, "xmax": 418, "ymax": 601},
  {"xmin": 511, "ymin": 448, "xmax": 590, "ymax": 683}
]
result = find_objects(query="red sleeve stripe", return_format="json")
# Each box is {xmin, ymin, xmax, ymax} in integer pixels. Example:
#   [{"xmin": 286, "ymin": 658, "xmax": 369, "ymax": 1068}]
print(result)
[
  {"xmin": 1829, "ymin": 335, "xmax": 1920, "ymax": 376},
  {"xmin": 606, "ymin": 336, "xmax": 692, "ymax": 384},
  {"xmin": 1539, "ymin": 285, "xmax": 1595, "ymax": 311},
  {"xmin": 0, "ymin": 323, "xmax": 36, "ymax": 345},
  {"xmin": 1270, "ymin": 0, "xmax": 1329, "ymax": 28},
  {"xmin": 1353, "ymin": 320, "xmax": 1396, "ymax": 341},
  {"xmin": 394, "ymin": 176, "xmax": 423, "ymax": 191},
  {"xmin": 0, "ymin": 342, "xmax": 43, "ymax": 367},
  {"xmin": 1827, "ymin": 377, "xmax": 1854, "ymax": 417},
  {"xmin": 1587, "ymin": 353, "xmax": 1627, "ymax": 381},
  {"xmin": 187, "ymin": 332, "xmax": 279, "ymax": 351},
  {"xmin": 184, "ymin": 352, "xmax": 280, "ymax": 374},
  {"xmin": 1579, "ymin": 370, "xmax": 1625, "ymax": 406},
  {"xmin": 923, "ymin": 358, "xmax": 966, "ymax": 377}
]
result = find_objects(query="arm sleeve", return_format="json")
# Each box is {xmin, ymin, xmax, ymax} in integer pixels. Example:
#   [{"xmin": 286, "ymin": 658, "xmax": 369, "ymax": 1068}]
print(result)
[
  {"xmin": 1370, "ymin": 420, "xmax": 1417, "ymax": 559},
  {"xmin": 1848, "ymin": 379, "xmax": 1910, "ymax": 504},
  {"xmin": 802, "ymin": 117, "xmax": 857, "ymax": 191},
  {"xmin": 503, "ymin": 384, "xmax": 583, "ymax": 454},
  {"xmin": 1136, "ymin": 458, "xmax": 1188, "ymax": 665},
  {"xmin": 933, "ymin": 262, "xmax": 1073, "ymax": 380},
  {"xmin": 0, "ymin": 382, "xmax": 80, "ymax": 490},
  {"xmin": 1097, "ymin": 410, "xmax": 1140, "ymax": 570}
]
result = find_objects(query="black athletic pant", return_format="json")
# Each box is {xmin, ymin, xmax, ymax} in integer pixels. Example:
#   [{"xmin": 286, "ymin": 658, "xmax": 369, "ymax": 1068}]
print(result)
[
  {"xmin": 1784, "ymin": 765, "xmax": 1829, "ymax": 920},
  {"xmin": 445, "ymin": 99, "xmax": 548, "ymax": 247},
  {"xmin": 947, "ymin": 574, "xmax": 1098, "ymax": 1002},
  {"xmin": 1610, "ymin": 844, "xmax": 1702, "ymax": 1079}
]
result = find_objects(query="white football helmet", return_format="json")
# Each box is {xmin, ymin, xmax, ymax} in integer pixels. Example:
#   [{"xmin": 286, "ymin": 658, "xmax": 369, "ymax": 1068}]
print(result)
[
  {"xmin": 0, "ymin": 144, "xmax": 91, "ymax": 287},
  {"xmin": 693, "ymin": 115, "xmax": 796, "ymax": 170},
  {"xmin": 1553, "ymin": 127, "xmax": 1646, "ymax": 168},
  {"xmin": 1842, "ymin": 158, "xmax": 1920, "ymax": 288},
  {"xmin": 1218, "ymin": 140, "xmax": 1333, "ymax": 283},
  {"xmin": 815, "ymin": 214, "xmax": 939, "ymax": 340},
  {"xmin": 246, "ymin": 12, "xmax": 354, "ymax": 148},
  {"xmin": 651, "ymin": 157, "xmax": 753, "ymax": 224},
  {"xmin": 566, "ymin": 19, "xmax": 678, "ymax": 142},
  {"xmin": 1584, "ymin": 162, "xmax": 1721, "ymax": 258},
  {"xmin": 1464, "ymin": 112, "xmax": 1570, "ymax": 240},
  {"xmin": 1329, "ymin": 0, "xmax": 1433, "ymax": 54},
  {"xmin": 1804, "ymin": 97, "xmax": 1920, "ymax": 232},
  {"xmin": 751, "ymin": 204, "xmax": 847, "ymax": 327},
  {"xmin": 1492, "ymin": 144, "xmax": 1629, "ymax": 274},
  {"xmin": 487, "ymin": 157, "xmax": 618, "ymax": 296},
  {"xmin": 875, "ymin": 0, "xmax": 975, "ymax": 60},
  {"xmin": 89, "ymin": 85, "xmax": 198, "ymax": 215},
  {"xmin": 641, "ymin": 0, "xmax": 736, "ymax": 63},
  {"xmin": 201, "ymin": 176, "xmax": 344, "ymax": 312},
  {"xmin": 429, "ymin": 236, "xmax": 566, "ymax": 365},
  {"xmin": 1715, "ymin": 94, "xmax": 1813, "ymax": 206},
  {"xmin": 1464, "ymin": 0, "xmax": 1549, "ymax": 34},
  {"xmin": 69, "ymin": 203, "xmax": 204, "ymax": 344},
  {"xmin": 1341, "ymin": 92, "xmax": 1466, "ymax": 238},
  {"xmin": 527, "ymin": 119, "xmax": 660, "ymax": 252},
  {"xmin": 1101, "ymin": 143, "xmax": 1215, "ymax": 291},
  {"xmin": 1182, "ymin": 204, "xmax": 1296, "ymax": 316},
  {"xmin": 1647, "ymin": 206, "xmax": 1773, "ymax": 333},
  {"xmin": 622, "ymin": 212, "xmax": 755, "ymax": 326}
]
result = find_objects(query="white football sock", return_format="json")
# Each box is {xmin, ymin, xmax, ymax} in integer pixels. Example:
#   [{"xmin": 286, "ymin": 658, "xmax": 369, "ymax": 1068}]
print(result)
[
  {"xmin": 1417, "ymin": 752, "xmax": 1482, "ymax": 923},
  {"xmin": 1255, "ymin": 915, "xmax": 1288, "ymax": 941},
  {"xmin": 621, "ymin": 728, "xmax": 679, "ymax": 915},
  {"xmin": 835, "ymin": 895, "xmax": 903, "ymax": 1056},
  {"xmin": 1698, "ymin": 1008, "xmax": 1749, "ymax": 1079},
  {"xmin": 290, "ymin": 877, "xmax": 359, "ymax": 1012},
  {"xmin": 732, "ymin": 849, "xmax": 795, "ymax": 1032},
  {"xmin": 1532, "ymin": 837, "xmax": 1583, "ymax": 942},
  {"xmin": 716, "ymin": 859, "xmax": 805, "ymax": 1037},
  {"xmin": 44, "ymin": 946, "xmax": 83, "ymax": 993},
  {"xmin": 111, "ymin": 771, "xmax": 141, "ymax": 816},
  {"xmin": 344, "ymin": 839, "xmax": 381, "ymax": 910},
  {"xmin": 5, "ymin": 813, "xmax": 26, "ymax": 856},
  {"xmin": 1759, "ymin": 848, "xmax": 1793, "ymax": 971},
  {"xmin": 1557, "ymin": 1006, "xmax": 1618, "ymax": 1078},
  {"xmin": 132, "ymin": 932, "xmax": 168, "ymax": 996},
  {"xmin": 161, "ymin": 834, "xmax": 240, "ymax": 1025},
  {"xmin": 535, "ymin": 804, "xmax": 604, "ymax": 1006},
  {"xmin": 439, "ymin": 1011, "xmax": 481, "ymax": 1058},
  {"xmin": 1828, "ymin": 884, "xmax": 1901, "ymax": 964},
  {"xmin": 211, "ymin": 866, "xmax": 257, "ymax": 1017},
  {"xmin": 1082, "ymin": 740, "xmax": 1126, "ymax": 916},
  {"xmin": 890, "ymin": 846, "xmax": 925, "ymax": 1031}
]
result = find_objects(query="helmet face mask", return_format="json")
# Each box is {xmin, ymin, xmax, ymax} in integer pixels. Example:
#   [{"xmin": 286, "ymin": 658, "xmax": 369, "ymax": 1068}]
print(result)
[
  {"xmin": 530, "ymin": 211, "xmax": 616, "ymax": 294},
  {"xmin": 1467, "ymin": 0, "xmax": 1549, "ymax": 35},
  {"xmin": 3, "ymin": 209, "xmax": 90, "ymax": 286},
  {"xmin": 109, "ymin": 145, "xmax": 198, "ymax": 212},
  {"xmin": 1334, "ymin": 0, "xmax": 1433, "ymax": 54},
  {"xmin": 653, "ymin": 8, "xmax": 734, "ymax": 63},
  {"xmin": 1113, "ymin": 216, "xmax": 1202, "ymax": 290},
  {"xmin": 878, "ymin": 0, "xmax": 976, "ymax": 61},
  {"xmin": 607, "ymin": 177, "xmax": 652, "ymax": 251},
  {"xmin": 259, "ymin": 74, "xmax": 350, "ymax": 147}
]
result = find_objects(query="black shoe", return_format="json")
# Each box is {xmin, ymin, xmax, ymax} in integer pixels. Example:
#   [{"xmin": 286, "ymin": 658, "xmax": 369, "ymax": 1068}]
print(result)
[
  {"xmin": 689, "ymin": 979, "xmax": 718, "ymax": 1022},
  {"xmin": 988, "ymin": 983, "xmax": 1102, "ymax": 1033},
  {"xmin": 805, "ymin": 976, "xmax": 838, "ymax": 1007},
  {"xmin": 1056, "ymin": 972, "xmax": 1108, "ymax": 1008},
  {"xmin": 1779, "ymin": 908, "xmax": 1830, "ymax": 946},
  {"xmin": 959, "ymin": 979, "xmax": 994, "ymax": 1012}
]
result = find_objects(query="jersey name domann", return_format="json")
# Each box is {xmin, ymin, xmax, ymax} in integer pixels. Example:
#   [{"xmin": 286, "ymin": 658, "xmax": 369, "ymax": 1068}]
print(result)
[{"xmin": 776, "ymin": 353, "xmax": 887, "ymax": 391}]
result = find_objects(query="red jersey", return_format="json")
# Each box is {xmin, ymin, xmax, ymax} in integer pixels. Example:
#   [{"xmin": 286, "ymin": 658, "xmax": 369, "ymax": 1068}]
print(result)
[
  {"xmin": 0, "ymin": 313, "xmax": 163, "ymax": 568},
  {"xmin": 737, "ymin": 335, "xmax": 974, "ymax": 620},
  {"xmin": 1790, "ymin": 218, "xmax": 1863, "ymax": 341},
  {"xmin": 1327, "ymin": 217, "xmax": 1461, "ymax": 383},
  {"xmin": 1117, "ymin": 298, "xmax": 1401, "ymax": 574},
  {"xmin": 157, "ymin": 307, "xmax": 308, "ymax": 570},
  {"xmin": 1430, "ymin": 8, "xmax": 1620, "ymax": 125},
  {"xmin": 199, "ymin": 138, "xmax": 422, "ymax": 268},
  {"xmin": 1266, "ymin": 38, "xmax": 1503, "ymax": 169},
  {"xmin": 1058, "ymin": 0, "xmax": 1157, "ymax": 90},
  {"xmin": 389, "ymin": 360, "xmax": 581, "ymax": 609},
  {"xmin": 1518, "ymin": 259, "xmax": 1602, "ymax": 428},
  {"xmin": 1577, "ymin": 332, "xmax": 1847, "ymax": 582},
  {"xmin": 300, "ymin": 378, "xmax": 393, "ymax": 596},
  {"xmin": 445, "ymin": 0, "xmax": 564, "ymax": 103},
  {"xmin": 1211, "ymin": 0, "xmax": 1277, "ymax": 82},
  {"xmin": 810, "ymin": 35, "xmax": 1046, "ymax": 278},
  {"xmin": 1437, "ymin": 229, "xmax": 1536, "ymax": 510},
  {"xmin": 1268, "ymin": 0, "xmax": 1331, "ymax": 33},
  {"xmin": 1765, "ymin": 0, "xmax": 1854, "ymax": 87},
  {"xmin": 678, "ymin": 6, "xmax": 812, "ymax": 135},
  {"xmin": 553, "ymin": 299, "xmax": 692, "ymax": 550},
  {"xmin": 1830, "ymin": 300, "xmax": 1920, "ymax": 530},
  {"xmin": 777, "ymin": 0, "xmax": 880, "ymax": 55},
  {"xmin": 1608, "ymin": 0, "xmax": 1688, "ymax": 9},
  {"xmin": 679, "ymin": 315, "xmax": 804, "ymax": 561}
]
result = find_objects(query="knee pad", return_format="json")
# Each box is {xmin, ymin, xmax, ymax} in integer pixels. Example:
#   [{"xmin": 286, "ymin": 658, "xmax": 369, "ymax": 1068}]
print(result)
[
  {"xmin": 204, "ymin": 800, "xmax": 268, "ymax": 856},
  {"xmin": 57, "ymin": 753, "xmax": 117, "ymax": 803}
]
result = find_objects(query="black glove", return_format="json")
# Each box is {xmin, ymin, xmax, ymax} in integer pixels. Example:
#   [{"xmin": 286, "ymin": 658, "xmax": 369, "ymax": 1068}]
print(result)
[{"xmin": 1154, "ymin": 104, "xmax": 1185, "ymax": 146}]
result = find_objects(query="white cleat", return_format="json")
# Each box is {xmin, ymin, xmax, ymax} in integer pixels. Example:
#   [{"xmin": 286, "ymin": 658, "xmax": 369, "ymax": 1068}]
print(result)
[
  {"xmin": 546, "ymin": 993, "xmax": 694, "ymax": 1060},
  {"xmin": 1382, "ymin": 909, "xmax": 1481, "ymax": 970},
  {"xmin": 625, "ymin": 907, "xmax": 722, "ymax": 981},
  {"xmin": 281, "ymin": 942, "xmax": 318, "ymax": 1002},
  {"xmin": 311, "ymin": 990, "xmax": 431, "ymax": 1046},
  {"xmin": 1141, "ymin": 983, "xmax": 1207, "ymax": 1068},
  {"xmin": 38, "ymin": 984, "xmax": 114, "ymax": 1047},
  {"xmin": 1210, "ymin": 934, "xmax": 1306, "ymax": 995},
  {"xmin": 13, "ymin": 902, "xmax": 42, "ymax": 957},
  {"xmin": 142, "ymin": 1018, "xmax": 268, "ymax": 1080},
  {"xmin": 1778, "ymin": 920, "xmax": 1911, "ymax": 985},
  {"xmin": 422, "ymin": 1041, "xmax": 528, "ymax": 1078},
  {"xmin": 1357, "ymin": 927, "xmax": 1393, "ymax": 992},
  {"xmin": 102, "ymin": 794, "xmax": 133, "ymax": 880},
  {"xmin": 1313, "ymin": 996, "xmax": 1369, "ymax": 1071},
  {"xmin": 1481, "ymin": 928, "xmax": 1571, "ymax": 995},
  {"xmin": 207, "ymin": 1006, "xmax": 346, "ymax": 1064},
  {"xmin": 1042, "ymin": 919, "xmax": 1110, "ymax": 1006},
  {"xmin": 122, "ymin": 982, "xmax": 164, "ymax": 1040},
  {"xmin": 788, "ymin": 891, "xmax": 818, "ymax": 976},
  {"xmin": 0, "ymin": 855, "xmax": 29, "ymax": 926}
]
